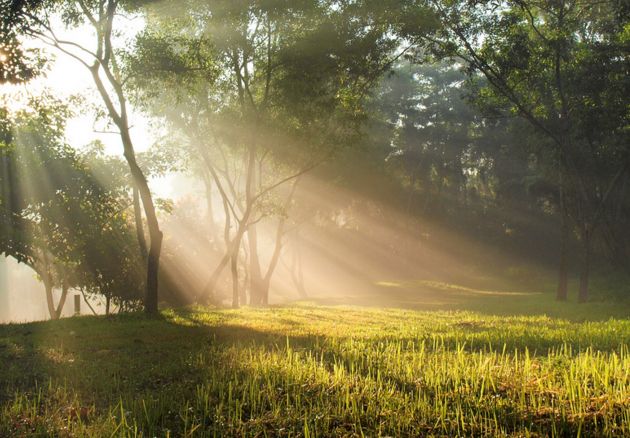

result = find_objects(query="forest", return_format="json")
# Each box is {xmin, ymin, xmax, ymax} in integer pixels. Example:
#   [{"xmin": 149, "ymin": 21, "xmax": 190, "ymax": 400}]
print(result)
[{"xmin": 0, "ymin": 0, "xmax": 629, "ymax": 436}]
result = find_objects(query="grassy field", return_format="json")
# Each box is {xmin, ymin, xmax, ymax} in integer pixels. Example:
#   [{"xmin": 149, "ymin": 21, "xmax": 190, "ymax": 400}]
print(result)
[{"xmin": 1, "ymin": 299, "xmax": 629, "ymax": 437}]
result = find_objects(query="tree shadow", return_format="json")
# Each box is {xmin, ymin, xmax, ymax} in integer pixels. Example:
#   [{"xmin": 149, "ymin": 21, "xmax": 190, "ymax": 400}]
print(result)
[{"xmin": 1, "ymin": 309, "xmax": 626, "ymax": 436}]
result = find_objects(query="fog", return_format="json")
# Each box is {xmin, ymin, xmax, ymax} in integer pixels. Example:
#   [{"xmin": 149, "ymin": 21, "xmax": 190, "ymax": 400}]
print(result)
[
  {"xmin": 1, "ymin": 165, "xmax": 537, "ymax": 324},
  {"xmin": 138, "ymin": 171, "xmax": 541, "ymax": 311}
]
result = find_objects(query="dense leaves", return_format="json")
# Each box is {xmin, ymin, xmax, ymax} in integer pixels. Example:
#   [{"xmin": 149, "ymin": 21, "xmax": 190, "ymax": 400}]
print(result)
[{"xmin": 0, "ymin": 99, "xmax": 143, "ymax": 314}]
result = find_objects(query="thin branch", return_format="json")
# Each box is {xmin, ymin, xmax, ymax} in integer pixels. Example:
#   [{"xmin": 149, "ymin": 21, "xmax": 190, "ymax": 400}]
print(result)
[{"xmin": 252, "ymin": 157, "xmax": 326, "ymax": 204}]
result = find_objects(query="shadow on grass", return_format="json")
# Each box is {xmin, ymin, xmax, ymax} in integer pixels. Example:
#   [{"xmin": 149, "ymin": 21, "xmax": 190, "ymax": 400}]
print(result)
[{"xmin": 1, "ymin": 308, "xmax": 628, "ymax": 436}]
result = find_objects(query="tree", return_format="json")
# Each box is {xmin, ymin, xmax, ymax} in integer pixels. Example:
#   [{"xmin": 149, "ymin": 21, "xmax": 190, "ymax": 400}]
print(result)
[
  {"xmin": 10, "ymin": 0, "xmax": 165, "ymax": 314},
  {"xmin": 413, "ymin": 0, "xmax": 630, "ymax": 301},
  {"xmin": 125, "ymin": 0, "xmax": 418, "ymax": 307},
  {"xmin": 0, "ymin": 0, "xmax": 47, "ymax": 84},
  {"xmin": 0, "ymin": 97, "xmax": 144, "ymax": 319}
]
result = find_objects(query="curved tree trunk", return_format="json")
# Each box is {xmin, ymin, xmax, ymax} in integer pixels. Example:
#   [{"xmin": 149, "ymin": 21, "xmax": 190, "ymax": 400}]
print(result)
[
  {"xmin": 259, "ymin": 224, "xmax": 285, "ymax": 306},
  {"xmin": 44, "ymin": 278, "xmax": 56, "ymax": 320},
  {"xmin": 202, "ymin": 222, "xmax": 249, "ymax": 304},
  {"xmin": 55, "ymin": 281, "xmax": 69, "ymax": 320},
  {"xmin": 201, "ymin": 170, "xmax": 216, "ymax": 236},
  {"xmin": 81, "ymin": 289, "xmax": 98, "ymax": 316},
  {"xmin": 80, "ymin": 1, "xmax": 164, "ymax": 316},
  {"xmin": 198, "ymin": 144, "xmax": 253, "ymax": 305},
  {"xmin": 44, "ymin": 277, "xmax": 69, "ymax": 320},
  {"xmin": 119, "ymin": 129, "xmax": 163, "ymax": 315},
  {"xmin": 259, "ymin": 278, "xmax": 271, "ymax": 306},
  {"xmin": 41, "ymin": 253, "xmax": 61, "ymax": 320},
  {"xmin": 248, "ymin": 179, "xmax": 297, "ymax": 306}
]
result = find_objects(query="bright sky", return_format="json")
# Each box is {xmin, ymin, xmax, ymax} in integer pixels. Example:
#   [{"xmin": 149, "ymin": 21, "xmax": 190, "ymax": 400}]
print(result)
[{"xmin": 0, "ymin": 16, "xmax": 174, "ymax": 197}]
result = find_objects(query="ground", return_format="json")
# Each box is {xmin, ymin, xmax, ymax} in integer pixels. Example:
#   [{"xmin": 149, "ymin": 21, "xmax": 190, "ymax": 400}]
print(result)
[{"xmin": 1, "ymin": 290, "xmax": 629, "ymax": 437}]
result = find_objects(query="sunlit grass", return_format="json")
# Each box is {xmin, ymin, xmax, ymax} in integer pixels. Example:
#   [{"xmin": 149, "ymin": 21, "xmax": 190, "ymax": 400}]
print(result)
[{"xmin": 1, "ymin": 305, "xmax": 629, "ymax": 436}]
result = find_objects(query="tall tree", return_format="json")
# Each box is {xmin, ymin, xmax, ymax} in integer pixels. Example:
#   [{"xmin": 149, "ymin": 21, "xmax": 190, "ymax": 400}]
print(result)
[
  {"xmin": 0, "ymin": 97, "xmax": 143, "ymax": 319},
  {"xmin": 412, "ymin": 0, "xmax": 630, "ymax": 301},
  {"xmin": 9, "ymin": 0, "xmax": 164, "ymax": 314}
]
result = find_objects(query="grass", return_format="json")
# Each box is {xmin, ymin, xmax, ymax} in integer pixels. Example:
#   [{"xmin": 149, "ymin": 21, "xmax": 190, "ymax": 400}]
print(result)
[
  {"xmin": 318, "ymin": 273, "xmax": 630, "ymax": 321},
  {"xmin": 1, "ymin": 301, "xmax": 629, "ymax": 437}
]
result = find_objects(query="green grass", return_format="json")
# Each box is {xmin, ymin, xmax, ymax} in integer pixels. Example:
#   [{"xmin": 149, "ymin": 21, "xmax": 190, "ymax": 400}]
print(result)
[
  {"xmin": 1, "ymin": 303, "xmax": 629, "ymax": 437},
  {"xmin": 318, "ymin": 274, "xmax": 630, "ymax": 321}
]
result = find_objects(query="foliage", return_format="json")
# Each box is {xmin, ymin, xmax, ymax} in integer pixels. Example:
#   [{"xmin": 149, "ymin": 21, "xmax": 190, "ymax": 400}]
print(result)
[
  {"xmin": 0, "ymin": 0, "xmax": 47, "ymax": 83},
  {"xmin": 0, "ymin": 98, "xmax": 143, "ymax": 310}
]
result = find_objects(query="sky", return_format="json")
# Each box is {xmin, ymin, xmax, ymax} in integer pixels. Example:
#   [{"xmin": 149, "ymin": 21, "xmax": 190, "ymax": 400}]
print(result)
[{"xmin": 0, "ymin": 15, "xmax": 179, "ymax": 196}]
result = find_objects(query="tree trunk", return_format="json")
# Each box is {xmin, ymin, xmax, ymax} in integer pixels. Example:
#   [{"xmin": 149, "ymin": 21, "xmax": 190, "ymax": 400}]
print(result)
[
  {"xmin": 122, "ymin": 133, "xmax": 163, "ymax": 316},
  {"xmin": 238, "ymin": 245, "xmax": 249, "ymax": 306},
  {"xmin": 198, "ymin": 145, "xmax": 253, "ymax": 305},
  {"xmin": 132, "ymin": 185, "xmax": 148, "ymax": 259},
  {"xmin": 239, "ymin": 245, "xmax": 248, "ymax": 306},
  {"xmin": 106, "ymin": 295, "xmax": 111, "ymax": 315},
  {"xmin": 260, "ymin": 221, "xmax": 286, "ymax": 305},
  {"xmin": 239, "ymin": 273, "xmax": 248, "ymax": 306},
  {"xmin": 81, "ymin": 290, "xmax": 98, "ymax": 316},
  {"xmin": 54, "ymin": 281, "xmax": 69, "ymax": 320},
  {"xmin": 202, "ymin": 221, "xmax": 249, "ymax": 304},
  {"xmin": 229, "ymin": 229, "xmax": 248, "ymax": 308},
  {"xmin": 250, "ymin": 276, "xmax": 265, "ymax": 306},
  {"xmin": 557, "ymin": 197, "xmax": 569, "ymax": 301},
  {"xmin": 231, "ymin": 253, "xmax": 239, "ymax": 309},
  {"xmin": 248, "ymin": 179, "xmax": 297, "ymax": 306},
  {"xmin": 203, "ymin": 253, "xmax": 230, "ymax": 304},
  {"xmin": 95, "ymin": 112, "xmax": 162, "ymax": 316},
  {"xmin": 259, "ymin": 278, "xmax": 271, "ymax": 306},
  {"xmin": 145, "ymin": 226, "xmax": 163, "ymax": 314},
  {"xmin": 86, "ymin": 31, "xmax": 164, "ymax": 316},
  {"xmin": 126, "ymin": 150, "xmax": 163, "ymax": 315},
  {"xmin": 44, "ymin": 277, "xmax": 69, "ymax": 320},
  {"xmin": 202, "ymin": 170, "xmax": 216, "ymax": 235},
  {"xmin": 578, "ymin": 227, "xmax": 592, "ymax": 303},
  {"xmin": 44, "ymin": 278, "xmax": 56, "ymax": 320},
  {"xmin": 248, "ymin": 223, "xmax": 265, "ymax": 306}
]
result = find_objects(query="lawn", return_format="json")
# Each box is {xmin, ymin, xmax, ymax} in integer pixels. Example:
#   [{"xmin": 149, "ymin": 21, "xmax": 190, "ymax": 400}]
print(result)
[{"xmin": 1, "ymin": 301, "xmax": 629, "ymax": 436}]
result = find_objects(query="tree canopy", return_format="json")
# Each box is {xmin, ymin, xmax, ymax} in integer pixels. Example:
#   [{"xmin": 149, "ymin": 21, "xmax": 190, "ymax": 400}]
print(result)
[{"xmin": 0, "ymin": 0, "xmax": 628, "ymax": 316}]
